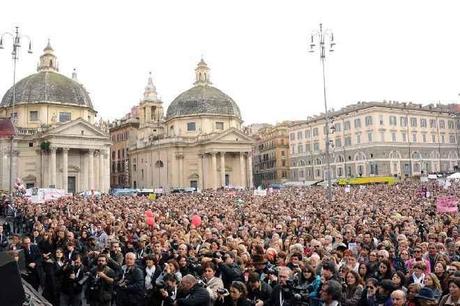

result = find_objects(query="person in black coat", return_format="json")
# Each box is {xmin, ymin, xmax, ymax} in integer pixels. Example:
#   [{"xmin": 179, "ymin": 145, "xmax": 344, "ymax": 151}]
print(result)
[
  {"xmin": 175, "ymin": 274, "xmax": 211, "ymax": 306},
  {"xmin": 22, "ymin": 236, "xmax": 43, "ymax": 290},
  {"xmin": 86, "ymin": 254, "xmax": 116, "ymax": 306},
  {"xmin": 269, "ymin": 267, "xmax": 296, "ymax": 306},
  {"xmin": 116, "ymin": 252, "xmax": 145, "ymax": 306},
  {"xmin": 60, "ymin": 254, "xmax": 87, "ymax": 306},
  {"xmin": 247, "ymin": 272, "xmax": 273, "ymax": 306},
  {"xmin": 216, "ymin": 252, "xmax": 242, "ymax": 288},
  {"xmin": 0, "ymin": 224, "xmax": 9, "ymax": 251}
]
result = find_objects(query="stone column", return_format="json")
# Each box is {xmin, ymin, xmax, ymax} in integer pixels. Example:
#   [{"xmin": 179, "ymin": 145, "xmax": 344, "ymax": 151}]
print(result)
[
  {"xmin": 178, "ymin": 154, "xmax": 184, "ymax": 187},
  {"xmin": 2, "ymin": 151, "xmax": 8, "ymax": 191},
  {"xmin": 99, "ymin": 149, "xmax": 104, "ymax": 192},
  {"xmin": 88, "ymin": 149, "xmax": 94, "ymax": 190},
  {"xmin": 220, "ymin": 152, "xmax": 225, "ymax": 187},
  {"xmin": 240, "ymin": 152, "xmax": 246, "ymax": 188},
  {"xmin": 62, "ymin": 148, "xmax": 69, "ymax": 192},
  {"xmin": 104, "ymin": 148, "xmax": 110, "ymax": 193},
  {"xmin": 50, "ymin": 146, "xmax": 57, "ymax": 187},
  {"xmin": 211, "ymin": 153, "xmax": 217, "ymax": 189},
  {"xmin": 247, "ymin": 152, "xmax": 253, "ymax": 188},
  {"xmin": 197, "ymin": 154, "xmax": 203, "ymax": 190}
]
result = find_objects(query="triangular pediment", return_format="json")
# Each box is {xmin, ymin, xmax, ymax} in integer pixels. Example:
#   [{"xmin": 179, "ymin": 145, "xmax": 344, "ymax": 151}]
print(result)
[
  {"xmin": 203, "ymin": 128, "xmax": 254, "ymax": 144},
  {"xmin": 42, "ymin": 118, "xmax": 108, "ymax": 138}
]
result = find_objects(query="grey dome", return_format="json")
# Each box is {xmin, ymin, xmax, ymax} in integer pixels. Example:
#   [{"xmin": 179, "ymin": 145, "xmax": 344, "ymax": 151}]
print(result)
[
  {"xmin": 1, "ymin": 71, "xmax": 93, "ymax": 108},
  {"xmin": 166, "ymin": 85, "xmax": 241, "ymax": 120}
]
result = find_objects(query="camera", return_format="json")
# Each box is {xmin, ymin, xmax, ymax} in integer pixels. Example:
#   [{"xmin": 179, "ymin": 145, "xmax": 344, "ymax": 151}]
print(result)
[
  {"xmin": 156, "ymin": 280, "xmax": 166, "ymax": 290},
  {"xmin": 282, "ymin": 279, "xmax": 310, "ymax": 305},
  {"xmin": 217, "ymin": 288, "xmax": 229, "ymax": 296},
  {"xmin": 264, "ymin": 266, "xmax": 278, "ymax": 275}
]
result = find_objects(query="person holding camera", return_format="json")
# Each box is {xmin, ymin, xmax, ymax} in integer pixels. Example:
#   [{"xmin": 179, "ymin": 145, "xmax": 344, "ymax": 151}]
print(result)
[
  {"xmin": 202, "ymin": 261, "xmax": 224, "ymax": 302},
  {"xmin": 116, "ymin": 252, "xmax": 145, "ymax": 306},
  {"xmin": 60, "ymin": 254, "xmax": 87, "ymax": 306},
  {"xmin": 269, "ymin": 266, "xmax": 296, "ymax": 306},
  {"xmin": 156, "ymin": 273, "xmax": 179, "ymax": 306},
  {"xmin": 247, "ymin": 272, "xmax": 273, "ymax": 306},
  {"xmin": 216, "ymin": 252, "xmax": 242, "ymax": 288},
  {"xmin": 86, "ymin": 254, "xmax": 115, "ymax": 306},
  {"xmin": 175, "ymin": 274, "xmax": 211, "ymax": 306}
]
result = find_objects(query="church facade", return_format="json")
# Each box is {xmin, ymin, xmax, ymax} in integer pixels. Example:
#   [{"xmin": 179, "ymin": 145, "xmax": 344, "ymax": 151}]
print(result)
[
  {"xmin": 0, "ymin": 42, "xmax": 111, "ymax": 193},
  {"xmin": 128, "ymin": 60, "xmax": 254, "ymax": 190}
]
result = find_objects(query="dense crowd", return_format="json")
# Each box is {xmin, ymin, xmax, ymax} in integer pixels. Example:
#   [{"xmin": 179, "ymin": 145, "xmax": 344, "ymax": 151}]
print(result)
[{"xmin": 1, "ymin": 180, "xmax": 460, "ymax": 306}]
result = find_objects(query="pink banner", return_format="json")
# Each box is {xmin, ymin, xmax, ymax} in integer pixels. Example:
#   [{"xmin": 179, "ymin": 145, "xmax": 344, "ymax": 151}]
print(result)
[{"xmin": 436, "ymin": 196, "xmax": 458, "ymax": 213}]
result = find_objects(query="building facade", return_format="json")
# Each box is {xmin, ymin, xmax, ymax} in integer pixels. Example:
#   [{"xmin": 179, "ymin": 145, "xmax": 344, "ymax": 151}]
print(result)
[
  {"xmin": 0, "ymin": 42, "xmax": 111, "ymax": 193},
  {"xmin": 288, "ymin": 101, "xmax": 460, "ymax": 182},
  {"xmin": 129, "ymin": 59, "xmax": 254, "ymax": 190},
  {"xmin": 253, "ymin": 122, "xmax": 290, "ymax": 187}
]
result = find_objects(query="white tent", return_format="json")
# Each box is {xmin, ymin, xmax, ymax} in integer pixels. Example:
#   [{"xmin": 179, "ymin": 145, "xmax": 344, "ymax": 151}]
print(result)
[{"xmin": 447, "ymin": 172, "xmax": 460, "ymax": 180}]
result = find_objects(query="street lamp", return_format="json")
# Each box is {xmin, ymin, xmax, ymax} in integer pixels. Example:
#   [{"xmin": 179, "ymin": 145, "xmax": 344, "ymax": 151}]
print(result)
[
  {"xmin": 0, "ymin": 26, "xmax": 33, "ymax": 203},
  {"xmin": 309, "ymin": 23, "xmax": 335, "ymax": 201}
]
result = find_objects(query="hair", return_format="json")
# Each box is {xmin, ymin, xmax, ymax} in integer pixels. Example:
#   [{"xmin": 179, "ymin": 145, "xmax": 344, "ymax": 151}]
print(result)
[
  {"xmin": 167, "ymin": 259, "xmax": 180, "ymax": 272},
  {"xmin": 425, "ymin": 273, "xmax": 442, "ymax": 290},
  {"xmin": 448, "ymin": 276, "xmax": 460, "ymax": 288},
  {"xmin": 325, "ymin": 279, "xmax": 343, "ymax": 301},
  {"xmin": 414, "ymin": 261, "xmax": 426, "ymax": 271},
  {"xmin": 392, "ymin": 271, "xmax": 406, "ymax": 288},
  {"xmin": 379, "ymin": 259, "xmax": 393, "ymax": 279},
  {"xmin": 301, "ymin": 264, "xmax": 317, "ymax": 281},
  {"xmin": 202, "ymin": 261, "xmax": 217, "ymax": 272},
  {"xmin": 346, "ymin": 269, "xmax": 364, "ymax": 287},
  {"xmin": 230, "ymin": 281, "xmax": 248, "ymax": 299}
]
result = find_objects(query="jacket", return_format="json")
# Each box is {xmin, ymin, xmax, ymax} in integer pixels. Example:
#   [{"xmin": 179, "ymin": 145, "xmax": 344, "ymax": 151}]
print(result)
[
  {"xmin": 116, "ymin": 265, "xmax": 146, "ymax": 304},
  {"xmin": 247, "ymin": 280, "xmax": 273, "ymax": 305},
  {"xmin": 176, "ymin": 284, "xmax": 211, "ymax": 306}
]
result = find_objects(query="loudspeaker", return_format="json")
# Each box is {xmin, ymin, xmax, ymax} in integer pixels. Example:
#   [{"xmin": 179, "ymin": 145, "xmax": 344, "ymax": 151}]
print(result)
[{"xmin": 0, "ymin": 251, "xmax": 26, "ymax": 305}]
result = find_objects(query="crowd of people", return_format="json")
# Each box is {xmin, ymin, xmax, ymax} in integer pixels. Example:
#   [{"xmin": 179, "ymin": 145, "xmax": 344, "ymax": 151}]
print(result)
[{"xmin": 1, "ymin": 180, "xmax": 460, "ymax": 306}]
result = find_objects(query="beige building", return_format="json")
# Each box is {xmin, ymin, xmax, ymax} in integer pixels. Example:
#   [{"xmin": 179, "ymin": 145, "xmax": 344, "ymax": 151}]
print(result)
[
  {"xmin": 129, "ymin": 59, "xmax": 254, "ymax": 190},
  {"xmin": 253, "ymin": 122, "xmax": 290, "ymax": 187},
  {"xmin": 288, "ymin": 101, "xmax": 460, "ymax": 181},
  {"xmin": 0, "ymin": 42, "xmax": 111, "ymax": 193}
]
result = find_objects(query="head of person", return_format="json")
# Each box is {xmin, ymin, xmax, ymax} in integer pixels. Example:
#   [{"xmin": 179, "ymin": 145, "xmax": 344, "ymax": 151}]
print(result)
[
  {"xmin": 391, "ymin": 289, "xmax": 406, "ymax": 306},
  {"xmin": 448, "ymin": 277, "xmax": 460, "ymax": 299},
  {"xmin": 407, "ymin": 283, "xmax": 422, "ymax": 301},
  {"xmin": 435, "ymin": 261, "xmax": 446, "ymax": 275},
  {"xmin": 366, "ymin": 278, "xmax": 379, "ymax": 296},
  {"xmin": 423, "ymin": 273, "xmax": 441, "ymax": 290},
  {"xmin": 301, "ymin": 264, "xmax": 316, "ymax": 282},
  {"xmin": 391, "ymin": 271, "xmax": 406, "ymax": 288},
  {"xmin": 125, "ymin": 252, "xmax": 136, "ymax": 267},
  {"xmin": 178, "ymin": 243, "xmax": 188, "ymax": 256},
  {"xmin": 223, "ymin": 252, "xmax": 235, "ymax": 265},
  {"xmin": 413, "ymin": 262, "xmax": 426, "ymax": 277},
  {"xmin": 378, "ymin": 279, "xmax": 394, "ymax": 297},
  {"xmin": 145, "ymin": 254, "xmax": 156, "ymax": 268},
  {"xmin": 179, "ymin": 274, "xmax": 197, "ymax": 294},
  {"xmin": 202, "ymin": 262, "xmax": 217, "ymax": 281},
  {"xmin": 248, "ymin": 272, "xmax": 261, "ymax": 290},
  {"xmin": 320, "ymin": 279, "xmax": 342, "ymax": 303},
  {"xmin": 163, "ymin": 273, "xmax": 178, "ymax": 289},
  {"xmin": 97, "ymin": 254, "xmax": 108, "ymax": 269},
  {"xmin": 322, "ymin": 261, "xmax": 337, "ymax": 281},
  {"xmin": 345, "ymin": 270, "xmax": 362, "ymax": 287},
  {"xmin": 278, "ymin": 266, "xmax": 292, "ymax": 287},
  {"xmin": 229, "ymin": 281, "xmax": 248, "ymax": 301},
  {"xmin": 359, "ymin": 263, "xmax": 369, "ymax": 278},
  {"xmin": 378, "ymin": 259, "xmax": 392, "ymax": 278}
]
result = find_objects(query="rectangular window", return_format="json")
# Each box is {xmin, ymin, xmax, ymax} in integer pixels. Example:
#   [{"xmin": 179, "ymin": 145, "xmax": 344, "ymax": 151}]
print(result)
[
  {"xmin": 305, "ymin": 143, "xmax": 311, "ymax": 152},
  {"xmin": 367, "ymin": 132, "xmax": 373, "ymax": 143},
  {"xmin": 450, "ymin": 135, "xmax": 456, "ymax": 144},
  {"xmin": 448, "ymin": 120, "xmax": 454, "ymax": 129},
  {"xmin": 389, "ymin": 116, "xmax": 397, "ymax": 126},
  {"xmin": 334, "ymin": 123, "xmax": 341, "ymax": 132},
  {"xmin": 281, "ymin": 150, "xmax": 285, "ymax": 156},
  {"xmin": 430, "ymin": 119, "xmax": 437, "ymax": 128},
  {"xmin": 215, "ymin": 122, "xmax": 224, "ymax": 130},
  {"xmin": 432, "ymin": 134, "xmax": 436, "ymax": 143},
  {"xmin": 421, "ymin": 118, "xmax": 427, "ymax": 128},
  {"xmin": 441, "ymin": 135, "xmax": 445, "ymax": 143},
  {"xmin": 313, "ymin": 127, "xmax": 319, "ymax": 137},
  {"xmin": 365, "ymin": 116, "xmax": 373, "ymax": 126},
  {"xmin": 354, "ymin": 118, "xmax": 361, "ymax": 128},
  {"xmin": 290, "ymin": 133, "xmax": 295, "ymax": 140},
  {"xmin": 29, "ymin": 111, "xmax": 38, "ymax": 121},
  {"xmin": 297, "ymin": 131, "xmax": 303, "ymax": 140},
  {"xmin": 422, "ymin": 134, "xmax": 426, "ymax": 143},
  {"xmin": 305, "ymin": 130, "xmax": 311, "ymax": 138},
  {"xmin": 59, "ymin": 112, "xmax": 71, "ymax": 122},
  {"xmin": 187, "ymin": 122, "xmax": 196, "ymax": 131},
  {"xmin": 380, "ymin": 132, "xmax": 385, "ymax": 142},
  {"xmin": 344, "ymin": 121, "xmax": 351, "ymax": 131},
  {"xmin": 412, "ymin": 133, "xmax": 417, "ymax": 142},
  {"xmin": 313, "ymin": 142, "xmax": 320, "ymax": 152},
  {"xmin": 335, "ymin": 138, "xmax": 342, "ymax": 148},
  {"xmin": 410, "ymin": 117, "xmax": 417, "ymax": 127},
  {"xmin": 400, "ymin": 116, "xmax": 407, "ymax": 127},
  {"xmin": 297, "ymin": 144, "xmax": 303, "ymax": 153},
  {"xmin": 402, "ymin": 132, "xmax": 406, "ymax": 142},
  {"xmin": 356, "ymin": 134, "xmax": 361, "ymax": 144},
  {"xmin": 345, "ymin": 136, "xmax": 351, "ymax": 146},
  {"xmin": 439, "ymin": 120, "xmax": 445, "ymax": 129},
  {"xmin": 392, "ymin": 132, "xmax": 396, "ymax": 142},
  {"xmin": 291, "ymin": 145, "xmax": 295, "ymax": 154}
]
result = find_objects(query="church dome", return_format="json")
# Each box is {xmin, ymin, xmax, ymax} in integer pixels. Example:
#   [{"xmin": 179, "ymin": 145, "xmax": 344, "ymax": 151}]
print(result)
[
  {"xmin": 166, "ymin": 59, "xmax": 241, "ymax": 120},
  {"xmin": 1, "ymin": 41, "xmax": 93, "ymax": 109}
]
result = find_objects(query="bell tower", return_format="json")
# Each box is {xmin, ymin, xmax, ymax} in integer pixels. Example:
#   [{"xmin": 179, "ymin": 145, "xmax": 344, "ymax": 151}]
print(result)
[
  {"xmin": 193, "ymin": 58, "xmax": 212, "ymax": 86},
  {"xmin": 37, "ymin": 39, "xmax": 59, "ymax": 72}
]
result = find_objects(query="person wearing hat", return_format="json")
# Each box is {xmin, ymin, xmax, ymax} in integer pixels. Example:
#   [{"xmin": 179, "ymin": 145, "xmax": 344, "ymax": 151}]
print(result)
[
  {"xmin": 247, "ymin": 272, "xmax": 272, "ymax": 306},
  {"xmin": 414, "ymin": 287, "xmax": 438, "ymax": 306}
]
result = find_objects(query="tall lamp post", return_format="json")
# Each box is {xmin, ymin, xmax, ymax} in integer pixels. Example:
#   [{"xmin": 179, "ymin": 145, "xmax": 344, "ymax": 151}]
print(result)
[
  {"xmin": 0, "ymin": 27, "xmax": 33, "ymax": 203},
  {"xmin": 309, "ymin": 24, "xmax": 335, "ymax": 201}
]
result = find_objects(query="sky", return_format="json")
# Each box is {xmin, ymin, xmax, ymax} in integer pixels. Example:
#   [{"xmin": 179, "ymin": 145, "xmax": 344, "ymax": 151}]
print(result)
[{"xmin": 1, "ymin": 0, "xmax": 460, "ymax": 125}]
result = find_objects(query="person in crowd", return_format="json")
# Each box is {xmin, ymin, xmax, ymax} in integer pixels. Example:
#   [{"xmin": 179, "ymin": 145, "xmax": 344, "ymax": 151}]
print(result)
[
  {"xmin": 391, "ymin": 271, "xmax": 407, "ymax": 293},
  {"xmin": 202, "ymin": 261, "xmax": 224, "ymax": 303},
  {"xmin": 422, "ymin": 272, "xmax": 442, "ymax": 301},
  {"xmin": 320, "ymin": 279, "xmax": 343, "ymax": 306},
  {"xmin": 116, "ymin": 252, "xmax": 145, "ymax": 306},
  {"xmin": 406, "ymin": 283, "xmax": 422, "ymax": 306},
  {"xmin": 86, "ymin": 254, "xmax": 115, "ymax": 306},
  {"xmin": 414, "ymin": 287, "xmax": 438, "ymax": 306},
  {"xmin": 60, "ymin": 254, "xmax": 87, "ymax": 306},
  {"xmin": 342, "ymin": 270, "xmax": 364, "ymax": 306},
  {"xmin": 246, "ymin": 272, "xmax": 272, "ymax": 306},
  {"xmin": 175, "ymin": 274, "xmax": 211, "ymax": 306},
  {"xmin": 0, "ymin": 224, "xmax": 9, "ymax": 251},
  {"xmin": 42, "ymin": 247, "xmax": 65, "ymax": 306},
  {"xmin": 156, "ymin": 273, "xmax": 179, "ymax": 306},
  {"xmin": 390, "ymin": 289, "xmax": 407, "ymax": 306},
  {"xmin": 216, "ymin": 281, "xmax": 252, "ymax": 306},
  {"xmin": 438, "ymin": 277, "xmax": 460, "ymax": 306},
  {"xmin": 144, "ymin": 254, "xmax": 162, "ymax": 304}
]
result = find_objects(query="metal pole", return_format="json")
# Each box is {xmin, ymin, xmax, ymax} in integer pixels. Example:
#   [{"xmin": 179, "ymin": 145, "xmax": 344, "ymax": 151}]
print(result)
[{"xmin": 9, "ymin": 27, "xmax": 19, "ymax": 205}]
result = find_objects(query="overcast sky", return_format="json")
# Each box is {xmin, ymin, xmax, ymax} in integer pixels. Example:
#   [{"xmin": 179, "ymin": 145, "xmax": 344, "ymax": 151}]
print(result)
[{"xmin": 1, "ymin": 0, "xmax": 460, "ymax": 125}]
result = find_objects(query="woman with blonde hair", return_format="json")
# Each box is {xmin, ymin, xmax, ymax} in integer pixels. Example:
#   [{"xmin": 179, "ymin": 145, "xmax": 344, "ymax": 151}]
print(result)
[{"xmin": 423, "ymin": 273, "xmax": 442, "ymax": 301}]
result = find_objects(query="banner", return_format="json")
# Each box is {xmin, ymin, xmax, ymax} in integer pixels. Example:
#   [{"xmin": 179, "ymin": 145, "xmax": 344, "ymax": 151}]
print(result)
[
  {"xmin": 436, "ymin": 196, "xmax": 458, "ymax": 213},
  {"xmin": 253, "ymin": 189, "xmax": 267, "ymax": 196}
]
